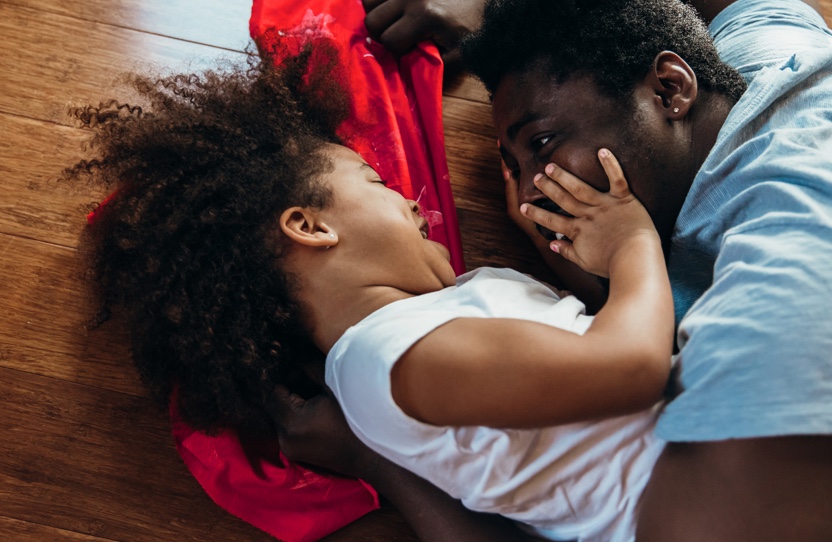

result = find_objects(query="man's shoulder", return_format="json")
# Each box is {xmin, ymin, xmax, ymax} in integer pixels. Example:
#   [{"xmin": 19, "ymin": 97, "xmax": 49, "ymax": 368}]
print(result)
[{"xmin": 710, "ymin": 0, "xmax": 831, "ymax": 78}]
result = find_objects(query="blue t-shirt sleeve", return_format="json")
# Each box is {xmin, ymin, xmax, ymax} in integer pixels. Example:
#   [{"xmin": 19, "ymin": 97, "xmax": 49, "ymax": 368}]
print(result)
[
  {"xmin": 710, "ymin": 0, "xmax": 832, "ymax": 81},
  {"xmin": 659, "ymin": 224, "xmax": 832, "ymax": 440}
]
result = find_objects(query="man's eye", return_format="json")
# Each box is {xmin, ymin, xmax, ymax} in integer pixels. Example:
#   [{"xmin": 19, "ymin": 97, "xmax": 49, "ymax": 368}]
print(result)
[{"xmin": 531, "ymin": 135, "xmax": 552, "ymax": 152}]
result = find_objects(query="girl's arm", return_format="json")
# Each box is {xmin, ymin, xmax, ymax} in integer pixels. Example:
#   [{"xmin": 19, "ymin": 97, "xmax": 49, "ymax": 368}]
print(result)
[{"xmin": 392, "ymin": 150, "xmax": 674, "ymax": 428}]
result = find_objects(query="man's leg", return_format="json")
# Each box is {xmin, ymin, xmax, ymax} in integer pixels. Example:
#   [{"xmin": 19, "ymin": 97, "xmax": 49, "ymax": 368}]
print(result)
[{"xmin": 637, "ymin": 436, "xmax": 832, "ymax": 541}]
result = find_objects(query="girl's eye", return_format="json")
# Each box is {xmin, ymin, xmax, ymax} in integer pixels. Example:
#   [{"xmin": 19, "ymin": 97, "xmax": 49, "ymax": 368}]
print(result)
[{"xmin": 376, "ymin": 179, "xmax": 388, "ymax": 186}]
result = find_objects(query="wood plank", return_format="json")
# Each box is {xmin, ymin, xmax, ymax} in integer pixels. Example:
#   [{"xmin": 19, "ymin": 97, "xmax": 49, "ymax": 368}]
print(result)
[
  {"xmin": 444, "ymin": 73, "xmax": 490, "ymax": 104},
  {"xmin": 0, "ymin": 516, "xmax": 116, "ymax": 542},
  {"xmin": 0, "ymin": 113, "xmax": 102, "ymax": 247},
  {"xmin": 822, "ymin": 0, "xmax": 832, "ymax": 26},
  {"xmin": 0, "ymin": 233, "xmax": 142, "ymax": 395},
  {"xmin": 0, "ymin": 365, "xmax": 418, "ymax": 542},
  {"xmin": 5, "ymin": 0, "xmax": 252, "ymax": 51},
  {"xmin": 0, "ymin": 3, "xmax": 246, "ymax": 125},
  {"xmin": 0, "ymin": 366, "xmax": 273, "ymax": 541}
]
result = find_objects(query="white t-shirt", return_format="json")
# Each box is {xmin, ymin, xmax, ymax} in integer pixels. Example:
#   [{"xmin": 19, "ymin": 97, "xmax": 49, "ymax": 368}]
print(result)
[{"xmin": 326, "ymin": 268, "xmax": 664, "ymax": 541}]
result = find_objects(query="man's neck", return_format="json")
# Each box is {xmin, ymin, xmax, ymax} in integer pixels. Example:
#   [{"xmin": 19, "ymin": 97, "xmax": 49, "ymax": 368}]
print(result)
[{"xmin": 659, "ymin": 90, "xmax": 736, "ymax": 246}]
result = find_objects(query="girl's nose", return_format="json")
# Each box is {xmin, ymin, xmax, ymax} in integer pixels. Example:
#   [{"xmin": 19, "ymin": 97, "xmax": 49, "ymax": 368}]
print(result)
[{"xmin": 407, "ymin": 199, "xmax": 421, "ymax": 214}]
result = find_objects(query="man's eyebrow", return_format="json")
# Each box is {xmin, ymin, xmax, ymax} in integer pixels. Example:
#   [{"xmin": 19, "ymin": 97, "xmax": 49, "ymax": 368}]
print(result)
[{"xmin": 505, "ymin": 111, "xmax": 543, "ymax": 142}]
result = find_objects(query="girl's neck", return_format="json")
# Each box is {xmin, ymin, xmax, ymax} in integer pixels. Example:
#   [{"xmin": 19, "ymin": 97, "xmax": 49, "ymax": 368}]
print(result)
[{"xmin": 304, "ymin": 284, "xmax": 415, "ymax": 354}]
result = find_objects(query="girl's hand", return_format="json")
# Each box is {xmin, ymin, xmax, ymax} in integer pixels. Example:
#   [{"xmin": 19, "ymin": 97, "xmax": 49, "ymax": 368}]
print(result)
[{"xmin": 520, "ymin": 149, "xmax": 659, "ymax": 278}]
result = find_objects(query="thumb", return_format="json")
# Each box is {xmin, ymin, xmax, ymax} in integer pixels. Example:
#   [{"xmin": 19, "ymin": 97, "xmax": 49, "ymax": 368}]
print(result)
[{"xmin": 265, "ymin": 385, "xmax": 304, "ymax": 427}]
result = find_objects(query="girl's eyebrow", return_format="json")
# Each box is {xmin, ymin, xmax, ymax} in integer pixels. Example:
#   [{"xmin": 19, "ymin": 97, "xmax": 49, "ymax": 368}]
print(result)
[{"xmin": 359, "ymin": 163, "xmax": 376, "ymax": 173}]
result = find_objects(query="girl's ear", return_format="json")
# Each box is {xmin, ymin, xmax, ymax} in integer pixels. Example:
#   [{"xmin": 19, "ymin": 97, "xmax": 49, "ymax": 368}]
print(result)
[{"xmin": 279, "ymin": 206, "xmax": 338, "ymax": 249}]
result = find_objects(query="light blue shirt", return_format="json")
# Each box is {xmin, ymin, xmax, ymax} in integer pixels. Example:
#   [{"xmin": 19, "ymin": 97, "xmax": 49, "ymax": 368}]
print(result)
[{"xmin": 658, "ymin": 0, "xmax": 832, "ymax": 441}]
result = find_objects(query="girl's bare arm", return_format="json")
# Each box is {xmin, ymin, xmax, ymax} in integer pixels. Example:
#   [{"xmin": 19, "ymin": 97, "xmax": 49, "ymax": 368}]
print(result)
[{"xmin": 392, "ymin": 150, "xmax": 674, "ymax": 428}]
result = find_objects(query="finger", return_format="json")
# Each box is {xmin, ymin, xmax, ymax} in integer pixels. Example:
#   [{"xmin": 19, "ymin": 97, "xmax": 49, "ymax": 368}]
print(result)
[
  {"xmin": 533, "ymin": 172, "xmax": 591, "ymax": 217},
  {"xmin": 362, "ymin": 0, "xmax": 388, "ymax": 12},
  {"xmin": 303, "ymin": 360, "xmax": 326, "ymax": 388},
  {"xmin": 520, "ymin": 201, "xmax": 572, "ymax": 238},
  {"xmin": 543, "ymin": 162, "xmax": 602, "ymax": 206},
  {"xmin": 264, "ymin": 385, "xmax": 303, "ymax": 425},
  {"xmin": 598, "ymin": 148, "xmax": 629, "ymax": 199},
  {"xmin": 364, "ymin": 0, "xmax": 404, "ymax": 41},
  {"xmin": 548, "ymin": 239, "xmax": 580, "ymax": 265},
  {"xmin": 378, "ymin": 15, "xmax": 428, "ymax": 55}
]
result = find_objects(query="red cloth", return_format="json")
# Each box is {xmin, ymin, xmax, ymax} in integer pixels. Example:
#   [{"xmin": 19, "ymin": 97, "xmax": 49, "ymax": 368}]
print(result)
[{"xmin": 171, "ymin": 2, "xmax": 465, "ymax": 541}]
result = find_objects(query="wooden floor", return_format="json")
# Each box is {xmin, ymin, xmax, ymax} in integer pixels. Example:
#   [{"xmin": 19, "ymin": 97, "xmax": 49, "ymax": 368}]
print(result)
[{"xmin": 1, "ymin": 1, "xmax": 830, "ymax": 541}]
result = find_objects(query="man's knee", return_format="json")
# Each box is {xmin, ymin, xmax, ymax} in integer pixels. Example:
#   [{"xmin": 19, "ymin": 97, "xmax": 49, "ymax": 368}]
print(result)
[{"xmin": 636, "ymin": 436, "xmax": 832, "ymax": 542}]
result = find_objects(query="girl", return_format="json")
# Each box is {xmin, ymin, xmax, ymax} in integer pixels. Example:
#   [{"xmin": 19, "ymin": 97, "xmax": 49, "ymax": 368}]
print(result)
[{"xmin": 67, "ymin": 45, "xmax": 672, "ymax": 541}]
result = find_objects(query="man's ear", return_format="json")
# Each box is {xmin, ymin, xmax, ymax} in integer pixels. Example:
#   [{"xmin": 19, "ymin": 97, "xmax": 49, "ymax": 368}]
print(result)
[
  {"xmin": 646, "ymin": 51, "xmax": 698, "ymax": 120},
  {"xmin": 279, "ymin": 206, "xmax": 338, "ymax": 249}
]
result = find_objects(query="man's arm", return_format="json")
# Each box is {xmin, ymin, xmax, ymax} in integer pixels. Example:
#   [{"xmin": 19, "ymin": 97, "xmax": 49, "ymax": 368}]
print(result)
[
  {"xmin": 684, "ymin": 0, "xmax": 822, "ymax": 23},
  {"xmin": 266, "ymin": 387, "xmax": 538, "ymax": 542},
  {"xmin": 637, "ymin": 437, "xmax": 832, "ymax": 541}
]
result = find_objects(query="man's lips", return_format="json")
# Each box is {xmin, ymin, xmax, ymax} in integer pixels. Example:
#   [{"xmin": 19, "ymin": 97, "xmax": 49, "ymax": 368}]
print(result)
[{"xmin": 531, "ymin": 199, "xmax": 572, "ymax": 242}]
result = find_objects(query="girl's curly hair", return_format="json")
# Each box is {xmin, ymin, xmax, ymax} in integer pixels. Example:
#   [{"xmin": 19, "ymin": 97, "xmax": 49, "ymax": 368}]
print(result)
[{"xmin": 65, "ymin": 38, "xmax": 350, "ymax": 436}]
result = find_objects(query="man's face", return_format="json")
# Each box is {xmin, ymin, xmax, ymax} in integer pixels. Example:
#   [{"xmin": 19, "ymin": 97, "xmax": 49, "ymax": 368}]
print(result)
[{"xmin": 493, "ymin": 68, "xmax": 689, "ymax": 244}]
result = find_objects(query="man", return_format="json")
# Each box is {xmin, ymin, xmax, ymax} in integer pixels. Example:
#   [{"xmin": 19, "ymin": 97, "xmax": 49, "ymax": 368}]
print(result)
[{"xmin": 271, "ymin": 1, "xmax": 832, "ymax": 539}]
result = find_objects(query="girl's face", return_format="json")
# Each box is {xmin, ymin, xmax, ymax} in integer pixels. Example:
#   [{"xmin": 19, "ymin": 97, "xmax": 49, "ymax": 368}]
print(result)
[{"xmin": 319, "ymin": 144, "xmax": 457, "ymax": 294}]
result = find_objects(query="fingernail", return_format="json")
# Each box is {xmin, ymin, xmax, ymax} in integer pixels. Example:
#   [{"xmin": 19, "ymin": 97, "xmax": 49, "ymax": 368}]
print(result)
[
  {"xmin": 533, "ymin": 173, "xmax": 543, "ymax": 183},
  {"xmin": 520, "ymin": 203, "xmax": 529, "ymax": 214},
  {"xmin": 550, "ymin": 242, "xmax": 560, "ymax": 253},
  {"xmin": 545, "ymin": 163, "xmax": 555, "ymax": 174},
  {"xmin": 599, "ymin": 148, "xmax": 609, "ymax": 158}
]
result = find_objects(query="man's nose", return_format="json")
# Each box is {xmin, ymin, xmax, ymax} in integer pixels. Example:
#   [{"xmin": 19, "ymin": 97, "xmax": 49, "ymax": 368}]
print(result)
[{"xmin": 517, "ymin": 167, "xmax": 547, "ymax": 205}]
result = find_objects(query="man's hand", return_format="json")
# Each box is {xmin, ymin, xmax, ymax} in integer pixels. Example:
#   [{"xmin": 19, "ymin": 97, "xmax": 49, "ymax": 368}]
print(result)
[
  {"xmin": 266, "ymin": 385, "xmax": 379, "ymax": 479},
  {"xmin": 362, "ymin": 0, "xmax": 486, "ymax": 55}
]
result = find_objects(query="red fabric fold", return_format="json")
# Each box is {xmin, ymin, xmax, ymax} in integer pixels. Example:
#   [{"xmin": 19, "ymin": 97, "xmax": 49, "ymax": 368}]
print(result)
[{"xmin": 170, "ymin": 1, "xmax": 465, "ymax": 541}]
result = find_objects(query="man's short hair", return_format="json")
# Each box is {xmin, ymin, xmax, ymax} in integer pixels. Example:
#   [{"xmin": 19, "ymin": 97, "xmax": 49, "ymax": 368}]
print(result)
[{"xmin": 461, "ymin": 0, "xmax": 746, "ymax": 102}]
